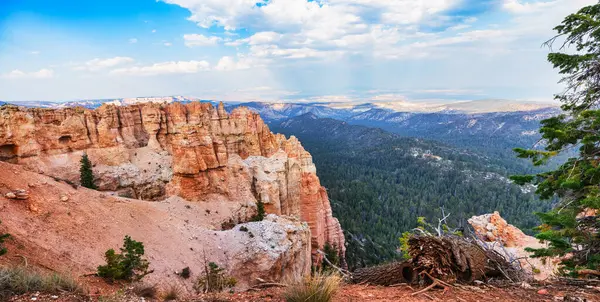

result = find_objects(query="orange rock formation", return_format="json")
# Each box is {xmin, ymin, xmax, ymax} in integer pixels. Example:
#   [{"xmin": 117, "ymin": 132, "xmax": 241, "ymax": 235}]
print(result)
[{"xmin": 0, "ymin": 102, "xmax": 345, "ymax": 261}]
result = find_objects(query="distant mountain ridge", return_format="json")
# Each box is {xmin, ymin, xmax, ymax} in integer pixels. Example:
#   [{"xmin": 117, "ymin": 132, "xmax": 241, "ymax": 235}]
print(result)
[{"xmin": 3, "ymin": 96, "xmax": 557, "ymax": 113}]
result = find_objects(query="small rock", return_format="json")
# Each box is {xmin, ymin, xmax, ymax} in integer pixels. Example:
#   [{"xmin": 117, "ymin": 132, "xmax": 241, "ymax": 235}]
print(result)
[
  {"xmin": 14, "ymin": 190, "xmax": 29, "ymax": 200},
  {"xmin": 28, "ymin": 204, "xmax": 39, "ymax": 213},
  {"xmin": 5, "ymin": 192, "xmax": 16, "ymax": 199},
  {"xmin": 538, "ymin": 289, "xmax": 549, "ymax": 295},
  {"xmin": 60, "ymin": 195, "xmax": 69, "ymax": 202},
  {"xmin": 50, "ymin": 296, "xmax": 59, "ymax": 299},
  {"xmin": 520, "ymin": 282, "xmax": 533, "ymax": 289}
]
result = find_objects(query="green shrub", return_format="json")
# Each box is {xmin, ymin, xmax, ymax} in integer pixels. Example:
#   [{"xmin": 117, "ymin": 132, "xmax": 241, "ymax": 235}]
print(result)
[
  {"xmin": 0, "ymin": 266, "xmax": 84, "ymax": 300},
  {"xmin": 97, "ymin": 236, "xmax": 151, "ymax": 282},
  {"xmin": 323, "ymin": 243, "xmax": 340, "ymax": 268},
  {"xmin": 80, "ymin": 153, "xmax": 96, "ymax": 189},
  {"xmin": 284, "ymin": 272, "xmax": 341, "ymax": 302},
  {"xmin": 179, "ymin": 267, "xmax": 191, "ymax": 279},
  {"xmin": 252, "ymin": 200, "xmax": 266, "ymax": 221},
  {"xmin": 194, "ymin": 262, "xmax": 237, "ymax": 293},
  {"xmin": 0, "ymin": 220, "xmax": 9, "ymax": 256}
]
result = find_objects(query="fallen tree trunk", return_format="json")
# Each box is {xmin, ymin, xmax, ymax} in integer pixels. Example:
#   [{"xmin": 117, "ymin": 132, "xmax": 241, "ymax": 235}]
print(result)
[
  {"xmin": 350, "ymin": 235, "xmax": 524, "ymax": 286},
  {"xmin": 408, "ymin": 235, "xmax": 522, "ymax": 283},
  {"xmin": 351, "ymin": 261, "xmax": 416, "ymax": 285}
]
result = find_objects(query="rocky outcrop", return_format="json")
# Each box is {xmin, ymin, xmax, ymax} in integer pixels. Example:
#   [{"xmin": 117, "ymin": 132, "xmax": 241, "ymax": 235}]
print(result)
[
  {"xmin": 468, "ymin": 211, "xmax": 528, "ymax": 248},
  {"xmin": 227, "ymin": 214, "xmax": 312, "ymax": 289},
  {"xmin": 469, "ymin": 212, "xmax": 557, "ymax": 280},
  {"xmin": 0, "ymin": 102, "xmax": 345, "ymax": 260}
]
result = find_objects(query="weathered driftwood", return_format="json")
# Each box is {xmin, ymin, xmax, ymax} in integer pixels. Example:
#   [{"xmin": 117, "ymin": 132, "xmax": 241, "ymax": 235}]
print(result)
[{"xmin": 351, "ymin": 261, "xmax": 416, "ymax": 285}]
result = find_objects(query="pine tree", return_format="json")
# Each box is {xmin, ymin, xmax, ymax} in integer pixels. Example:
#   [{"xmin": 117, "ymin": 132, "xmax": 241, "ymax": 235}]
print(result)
[
  {"xmin": 0, "ymin": 220, "xmax": 9, "ymax": 256},
  {"xmin": 80, "ymin": 153, "xmax": 96, "ymax": 189},
  {"xmin": 511, "ymin": 3, "xmax": 600, "ymax": 275}
]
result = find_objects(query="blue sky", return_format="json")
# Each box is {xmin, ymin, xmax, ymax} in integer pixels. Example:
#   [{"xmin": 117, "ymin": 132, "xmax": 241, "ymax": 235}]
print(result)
[{"xmin": 0, "ymin": 0, "xmax": 596, "ymax": 102}]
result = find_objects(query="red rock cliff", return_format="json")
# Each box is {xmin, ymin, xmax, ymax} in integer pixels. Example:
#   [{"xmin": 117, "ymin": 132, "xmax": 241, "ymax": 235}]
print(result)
[{"xmin": 0, "ymin": 102, "xmax": 345, "ymax": 260}]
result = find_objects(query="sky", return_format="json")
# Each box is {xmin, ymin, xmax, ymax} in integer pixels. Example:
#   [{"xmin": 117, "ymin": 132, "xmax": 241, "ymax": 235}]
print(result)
[{"xmin": 0, "ymin": 0, "xmax": 597, "ymax": 103}]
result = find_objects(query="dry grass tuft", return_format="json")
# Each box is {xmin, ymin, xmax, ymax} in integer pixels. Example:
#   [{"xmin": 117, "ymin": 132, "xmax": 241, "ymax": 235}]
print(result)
[
  {"xmin": 132, "ymin": 282, "xmax": 158, "ymax": 298},
  {"xmin": 0, "ymin": 266, "xmax": 85, "ymax": 300},
  {"xmin": 284, "ymin": 272, "xmax": 341, "ymax": 302},
  {"xmin": 162, "ymin": 284, "xmax": 182, "ymax": 301}
]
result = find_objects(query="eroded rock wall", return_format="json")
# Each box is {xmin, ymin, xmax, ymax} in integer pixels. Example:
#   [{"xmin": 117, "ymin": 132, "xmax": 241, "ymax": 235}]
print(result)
[{"xmin": 0, "ymin": 102, "xmax": 345, "ymax": 260}]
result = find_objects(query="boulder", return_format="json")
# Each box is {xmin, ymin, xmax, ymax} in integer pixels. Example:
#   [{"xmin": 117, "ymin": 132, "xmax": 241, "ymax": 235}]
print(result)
[
  {"xmin": 224, "ymin": 214, "xmax": 312, "ymax": 290},
  {"xmin": 469, "ymin": 212, "xmax": 558, "ymax": 280}
]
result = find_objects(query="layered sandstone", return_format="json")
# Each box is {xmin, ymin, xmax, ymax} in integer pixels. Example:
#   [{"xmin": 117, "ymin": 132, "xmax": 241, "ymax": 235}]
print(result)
[{"xmin": 0, "ymin": 102, "xmax": 345, "ymax": 260}]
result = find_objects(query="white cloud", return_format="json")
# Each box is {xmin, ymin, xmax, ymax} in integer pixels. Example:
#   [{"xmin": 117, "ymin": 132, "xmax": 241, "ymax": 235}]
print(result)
[
  {"xmin": 448, "ymin": 24, "xmax": 471, "ymax": 31},
  {"xmin": 152, "ymin": 29, "xmax": 157, "ymax": 33},
  {"xmin": 3, "ymin": 69, "xmax": 54, "ymax": 79},
  {"xmin": 183, "ymin": 34, "xmax": 222, "ymax": 47},
  {"xmin": 215, "ymin": 56, "xmax": 267, "ymax": 71},
  {"xmin": 110, "ymin": 60, "xmax": 211, "ymax": 76},
  {"xmin": 247, "ymin": 31, "xmax": 282, "ymax": 45},
  {"xmin": 503, "ymin": 0, "xmax": 556, "ymax": 14},
  {"xmin": 163, "ymin": 0, "xmax": 459, "ymax": 30},
  {"xmin": 164, "ymin": 42, "xmax": 172, "ymax": 47},
  {"xmin": 163, "ymin": 0, "xmax": 465, "ymax": 64},
  {"xmin": 161, "ymin": 0, "xmax": 257, "ymax": 30},
  {"xmin": 75, "ymin": 57, "xmax": 135, "ymax": 72},
  {"xmin": 129, "ymin": 38, "xmax": 138, "ymax": 44},
  {"xmin": 29, "ymin": 51, "xmax": 40, "ymax": 55}
]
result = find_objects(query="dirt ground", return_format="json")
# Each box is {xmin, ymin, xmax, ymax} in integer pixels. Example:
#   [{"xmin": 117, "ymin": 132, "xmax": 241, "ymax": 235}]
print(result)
[
  {"xmin": 8, "ymin": 280, "xmax": 600, "ymax": 302},
  {"xmin": 0, "ymin": 160, "xmax": 267, "ymax": 291}
]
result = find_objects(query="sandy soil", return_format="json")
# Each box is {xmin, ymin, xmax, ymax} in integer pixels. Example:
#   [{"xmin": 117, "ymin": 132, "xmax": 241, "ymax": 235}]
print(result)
[{"xmin": 0, "ymin": 161, "xmax": 255, "ymax": 292}]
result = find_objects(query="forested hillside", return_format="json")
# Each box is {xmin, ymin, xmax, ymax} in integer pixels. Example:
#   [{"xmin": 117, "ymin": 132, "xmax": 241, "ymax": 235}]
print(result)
[
  {"xmin": 347, "ymin": 108, "xmax": 563, "ymax": 174},
  {"xmin": 272, "ymin": 114, "xmax": 549, "ymax": 269},
  {"xmin": 227, "ymin": 102, "xmax": 563, "ymax": 175}
]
